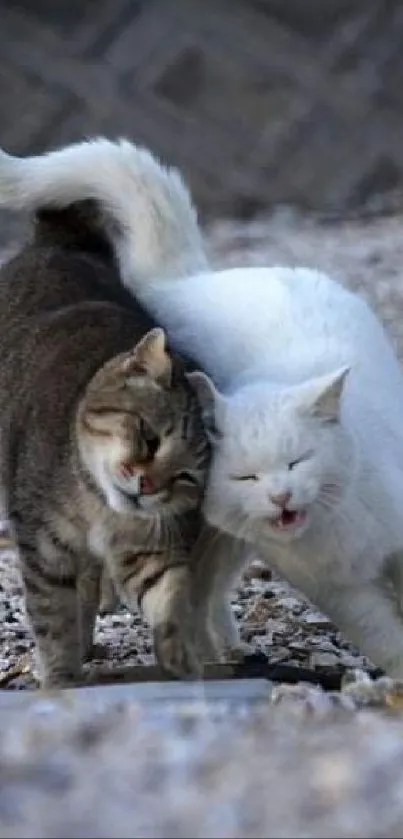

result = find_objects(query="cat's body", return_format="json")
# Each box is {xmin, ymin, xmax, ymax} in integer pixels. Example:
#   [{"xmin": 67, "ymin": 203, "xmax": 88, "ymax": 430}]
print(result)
[
  {"xmin": 141, "ymin": 266, "xmax": 403, "ymax": 674},
  {"xmin": 5, "ymin": 139, "xmax": 403, "ymax": 676},
  {"xmin": 0, "ymin": 202, "xmax": 209, "ymax": 687}
]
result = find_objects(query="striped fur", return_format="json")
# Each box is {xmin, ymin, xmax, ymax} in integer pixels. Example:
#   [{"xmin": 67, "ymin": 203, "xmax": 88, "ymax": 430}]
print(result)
[{"xmin": 0, "ymin": 200, "xmax": 209, "ymax": 688}]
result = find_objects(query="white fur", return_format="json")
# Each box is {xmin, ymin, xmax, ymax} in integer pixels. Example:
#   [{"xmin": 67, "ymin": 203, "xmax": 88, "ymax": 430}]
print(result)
[
  {"xmin": 0, "ymin": 138, "xmax": 207, "ymax": 283},
  {"xmin": 137, "ymin": 267, "xmax": 403, "ymax": 677}
]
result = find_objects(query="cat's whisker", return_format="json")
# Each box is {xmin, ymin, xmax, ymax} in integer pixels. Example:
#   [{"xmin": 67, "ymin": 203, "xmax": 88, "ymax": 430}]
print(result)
[
  {"xmin": 318, "ymin": 487, "xmax": 343, "ymax": 505},
  {"xmin": 317, "ymin": 499, "xmax": 337, "ymax": 515},
  {"xmin": 317, "ymin": 493, "xmax": 339, "ymax": 509}
]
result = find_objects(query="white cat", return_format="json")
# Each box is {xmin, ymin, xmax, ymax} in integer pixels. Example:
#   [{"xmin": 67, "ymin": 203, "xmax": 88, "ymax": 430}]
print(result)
[
  {"xmin": 140, "ymin": 266, "xmax": 403, "ymax": 675},
  {"xmin": 3, "ymin": 138, "xmax": 403, "ymax": 676}
]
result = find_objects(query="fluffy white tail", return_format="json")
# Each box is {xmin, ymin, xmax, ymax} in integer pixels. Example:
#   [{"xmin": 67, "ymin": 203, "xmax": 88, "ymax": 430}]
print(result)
[{"xmin": 0, "ymin": 138, "xmax": 208, "ymax": 287}]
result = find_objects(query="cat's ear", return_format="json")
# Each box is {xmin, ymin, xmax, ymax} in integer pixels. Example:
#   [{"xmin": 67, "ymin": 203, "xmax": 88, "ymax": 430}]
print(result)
[
  {"xmin": 297, "ymin": 366, "xmax": 350, "ymax": 422},
  {"xmin": 125, "ymin": 328, "xmax": 172, "ymax": 385},
  {"xmin": 186, "ymin": 371, "xmax": 224, "ymax": 443}
]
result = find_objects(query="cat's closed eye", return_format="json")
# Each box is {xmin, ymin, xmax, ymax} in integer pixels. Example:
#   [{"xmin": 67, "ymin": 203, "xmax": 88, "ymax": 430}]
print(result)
[
  {"xmin": 173, "ymin": 470, "xmax": 199, "ymax": 487},
  {"xmin": 230, "ymin": 474, "xmax": 258, "ymax": 482},
  {"xmin": 139, "ymin": 418, "xmax": 159, "ymax": 458},
  {"xmin": 288, "ymin": 450, "xmax": 313, "ymax": 471}
]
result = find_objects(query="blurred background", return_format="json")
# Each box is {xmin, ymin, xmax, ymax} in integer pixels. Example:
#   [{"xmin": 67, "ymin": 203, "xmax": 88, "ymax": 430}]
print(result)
[{"xmin": 1, "ymin": 0, "xmax": 403, "ymax": 238}]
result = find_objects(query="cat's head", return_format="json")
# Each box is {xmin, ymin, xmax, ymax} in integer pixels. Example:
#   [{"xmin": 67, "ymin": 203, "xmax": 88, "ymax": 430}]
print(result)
[
  {"xmin": 77, "ymin": 328, "xmax": 209, "ymax": 517},
  {"xmin": 187, "ymin": 367, "xmax": 355, "ymax": 544}
]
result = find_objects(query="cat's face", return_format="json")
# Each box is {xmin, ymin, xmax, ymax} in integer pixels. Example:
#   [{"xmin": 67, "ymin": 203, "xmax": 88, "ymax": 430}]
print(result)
[
  {"xmin": 78, "ymin": 328, "xmax": 209, "ymax": 517},
  {"xmin": 187, "ymin": 368, "xmax": 354, "ymax": 545}
]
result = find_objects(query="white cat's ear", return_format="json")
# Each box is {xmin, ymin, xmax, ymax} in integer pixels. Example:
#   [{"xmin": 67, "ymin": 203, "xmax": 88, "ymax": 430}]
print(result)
[
  {"xmin": 297, "ymin": 366, "xmax": 350, "ymax": 422},
  {"xmin": 186, "ymin": 371, "xmax": 224, "ymax": 442}
]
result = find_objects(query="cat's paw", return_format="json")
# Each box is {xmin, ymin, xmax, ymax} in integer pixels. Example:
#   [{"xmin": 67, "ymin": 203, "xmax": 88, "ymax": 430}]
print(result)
[
  {"xmin": 194, "ymin": 628, "xmax": 222, "ymax": 663},
  {"xmin": 154, "ymin": 620, "xmax": 202, "ymax": 680},
  {"xmin": 98, "ymin": 588, "xmax": 120, "ymax": 616},
  {"xmin": 220, "ymin": 640, "xmax": 256, "ymax": 663},
  {"xmin": 40, "ymin": 669, "xmax": 83, "ymax": 690}
]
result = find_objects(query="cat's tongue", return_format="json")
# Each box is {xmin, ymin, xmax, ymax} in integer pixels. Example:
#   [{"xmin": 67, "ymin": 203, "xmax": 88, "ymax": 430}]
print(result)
[
  {"xmin": 273, "ymin": 509, "xmax": 307, "ymax": 530},
  {"xmin": 139, "ymin": 474, "xmax": 155, "ymax": 495}
]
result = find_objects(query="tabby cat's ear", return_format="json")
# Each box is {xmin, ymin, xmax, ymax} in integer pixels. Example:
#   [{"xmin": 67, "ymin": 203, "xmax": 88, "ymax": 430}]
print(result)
[
  {"xmin": 186, "ymin": 371, "xmax": 224, "ymax": 442},
  {"xmin": 126, "ymin": 328, "xmax": 172, "ymax": 385},
  {"xmin": 297, "ymin": 366, "xmax": 350, "ymax": 422}
]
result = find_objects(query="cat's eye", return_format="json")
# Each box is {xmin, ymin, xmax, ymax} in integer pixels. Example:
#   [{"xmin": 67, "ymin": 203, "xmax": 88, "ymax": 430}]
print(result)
[
  {"xmin": 288, "ymin": 451, "xmax": 313, "ymax": 470},
  {"xmin": 139, "ymin": 419, "xmax": 159, "ymax": 459},
  {"xmin": 231, "ymin": 474, "xmax": 258, "ymax": 482}
]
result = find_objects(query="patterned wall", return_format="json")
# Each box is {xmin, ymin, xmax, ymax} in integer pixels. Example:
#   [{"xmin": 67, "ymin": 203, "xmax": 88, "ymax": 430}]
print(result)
[{"xmin": 1, "ymin": 0, "xmax": 403, "ymax": 220}]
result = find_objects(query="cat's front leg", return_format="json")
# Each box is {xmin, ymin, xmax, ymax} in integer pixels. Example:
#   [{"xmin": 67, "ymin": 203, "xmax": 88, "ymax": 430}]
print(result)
[
  {"xmin": 98, "ymin": 567, "xmax": 120, "ymax": 615},
  {"xmin": 209, "ymin": 599, "xmax": 253, "ymax": 663},
  {"xmin": 144, "ymin": 564, "xmax": 202, "ymax": 679},
  {"xmin": 191, "ymin": 527, "xmax": 252, "ymax": 663},
  {"xmin": 20, "ymin": 547, "xmax": 82, "ymax": 688},
  {"xmin": 110, "ymin": 550, "xmax": 201, "ymax": 678}
]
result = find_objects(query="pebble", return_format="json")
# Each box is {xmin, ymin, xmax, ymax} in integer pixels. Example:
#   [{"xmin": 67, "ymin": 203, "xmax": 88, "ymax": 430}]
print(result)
[
  {"xmin": 301, "ymin": 611, "xmax": 334, "ymax": 627},
  {"xmin": 309, "ymin": 651, "xmax": 341, "ymax": 669}
]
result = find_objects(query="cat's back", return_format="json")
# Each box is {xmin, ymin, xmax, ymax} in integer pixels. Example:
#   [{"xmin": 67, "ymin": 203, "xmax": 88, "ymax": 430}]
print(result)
[
  {"xmin": 0, "ymin": 245, "xmax": 143, "ymax": 399},
  {"xmin": 143, "ymin": 265, "xmax": 395, "ymax": 388},
  {"xmin": 0, "ymin": 207, "xmax": 156, "ymax": 490},
  {"xmin": 0, "ymin": 200, "xmax": 154, "ymax": 378}
]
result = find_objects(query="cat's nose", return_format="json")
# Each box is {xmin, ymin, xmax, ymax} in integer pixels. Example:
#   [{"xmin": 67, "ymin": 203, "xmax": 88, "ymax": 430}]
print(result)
[{"xmin": 270, "ymin": 491, "xmax": 291, "ymax": 508}]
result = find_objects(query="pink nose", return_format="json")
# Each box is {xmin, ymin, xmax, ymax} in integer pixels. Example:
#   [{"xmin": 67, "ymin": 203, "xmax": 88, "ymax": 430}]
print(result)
[{"xmin": 270, "ymin": 491, "xmax": 291, "ymax": 508}]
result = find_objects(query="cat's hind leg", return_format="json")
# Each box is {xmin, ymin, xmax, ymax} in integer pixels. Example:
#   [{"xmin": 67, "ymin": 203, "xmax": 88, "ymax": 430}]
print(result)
[{"xmin": 19, "ymin": 535, "xmax": 82, "ymax": 688}]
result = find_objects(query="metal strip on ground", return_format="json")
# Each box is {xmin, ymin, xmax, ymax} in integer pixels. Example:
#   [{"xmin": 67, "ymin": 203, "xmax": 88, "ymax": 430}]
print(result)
[{"xmin": 0, "ymin": 677, "xmax": 272, "ymax": 710}]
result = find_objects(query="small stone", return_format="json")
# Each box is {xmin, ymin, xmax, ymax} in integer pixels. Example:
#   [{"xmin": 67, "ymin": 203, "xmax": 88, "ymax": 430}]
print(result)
[
  {"xmin": 309, "ymin": 651, "xmax": 341, "ymax": 669},
  {"xmin": 289, "ymin": 641, "xmax": 310, "ymax": 653},
  {"xmin": 301, "ymin": 611, "xmax": 333, "ymax": 627},
  {"xmin": 310, "ymin": 638, "xmax": 337, "ymax": 652},
  {"xmin": 243, "ymin": 561, "xmax": 272, "ymax": 582},
  {"xmin": 338, "ymin": 652, "xmax": 364, "ymax": 668},
  {"xmin": 244, "ymin": 598, "xmax": 273, "ymax": 630},
  {"xmin": 268, "ymin": 646, "xmax": 292, "ymax": 663},
  {"xmin": 277, "ymin": 596, "xmax": 303, "ymax": 612}
]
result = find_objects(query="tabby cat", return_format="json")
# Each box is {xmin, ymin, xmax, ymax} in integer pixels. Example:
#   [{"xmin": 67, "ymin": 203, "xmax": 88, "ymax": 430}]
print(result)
[{"xmin": 0, "ymin": 201, "xmax": 209, "ymax": 687}]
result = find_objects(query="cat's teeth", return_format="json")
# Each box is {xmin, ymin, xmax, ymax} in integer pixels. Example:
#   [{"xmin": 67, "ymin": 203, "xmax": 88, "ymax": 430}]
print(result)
[
  {"xmin": 271, "ymin": 509, "xmax": 307, "ymax": 530},
  {"xmin": 139, "ymin": 474, "xmax": 155, "ymax": 495}
]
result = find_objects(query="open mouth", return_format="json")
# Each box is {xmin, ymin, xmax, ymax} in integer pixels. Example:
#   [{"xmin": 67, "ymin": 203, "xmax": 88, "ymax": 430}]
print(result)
[{"xmin": 270, "ymin": 509, "xmax": 307, "ymax": 530}]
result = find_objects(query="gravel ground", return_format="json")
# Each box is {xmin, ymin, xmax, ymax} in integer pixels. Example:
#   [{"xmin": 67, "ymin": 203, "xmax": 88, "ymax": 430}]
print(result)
[
  {"xmin": 0, "ymin": 540, "xmax": 373, "ymax": 690},
  {"xmin": 2, "ymin": 210, "xmax": 403, "ymax": 836}
]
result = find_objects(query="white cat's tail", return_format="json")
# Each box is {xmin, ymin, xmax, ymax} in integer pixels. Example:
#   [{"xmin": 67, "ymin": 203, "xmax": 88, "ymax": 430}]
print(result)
[{"xmin": 0, "ymin": 138, "xmax": 208, "ymax": 286}]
